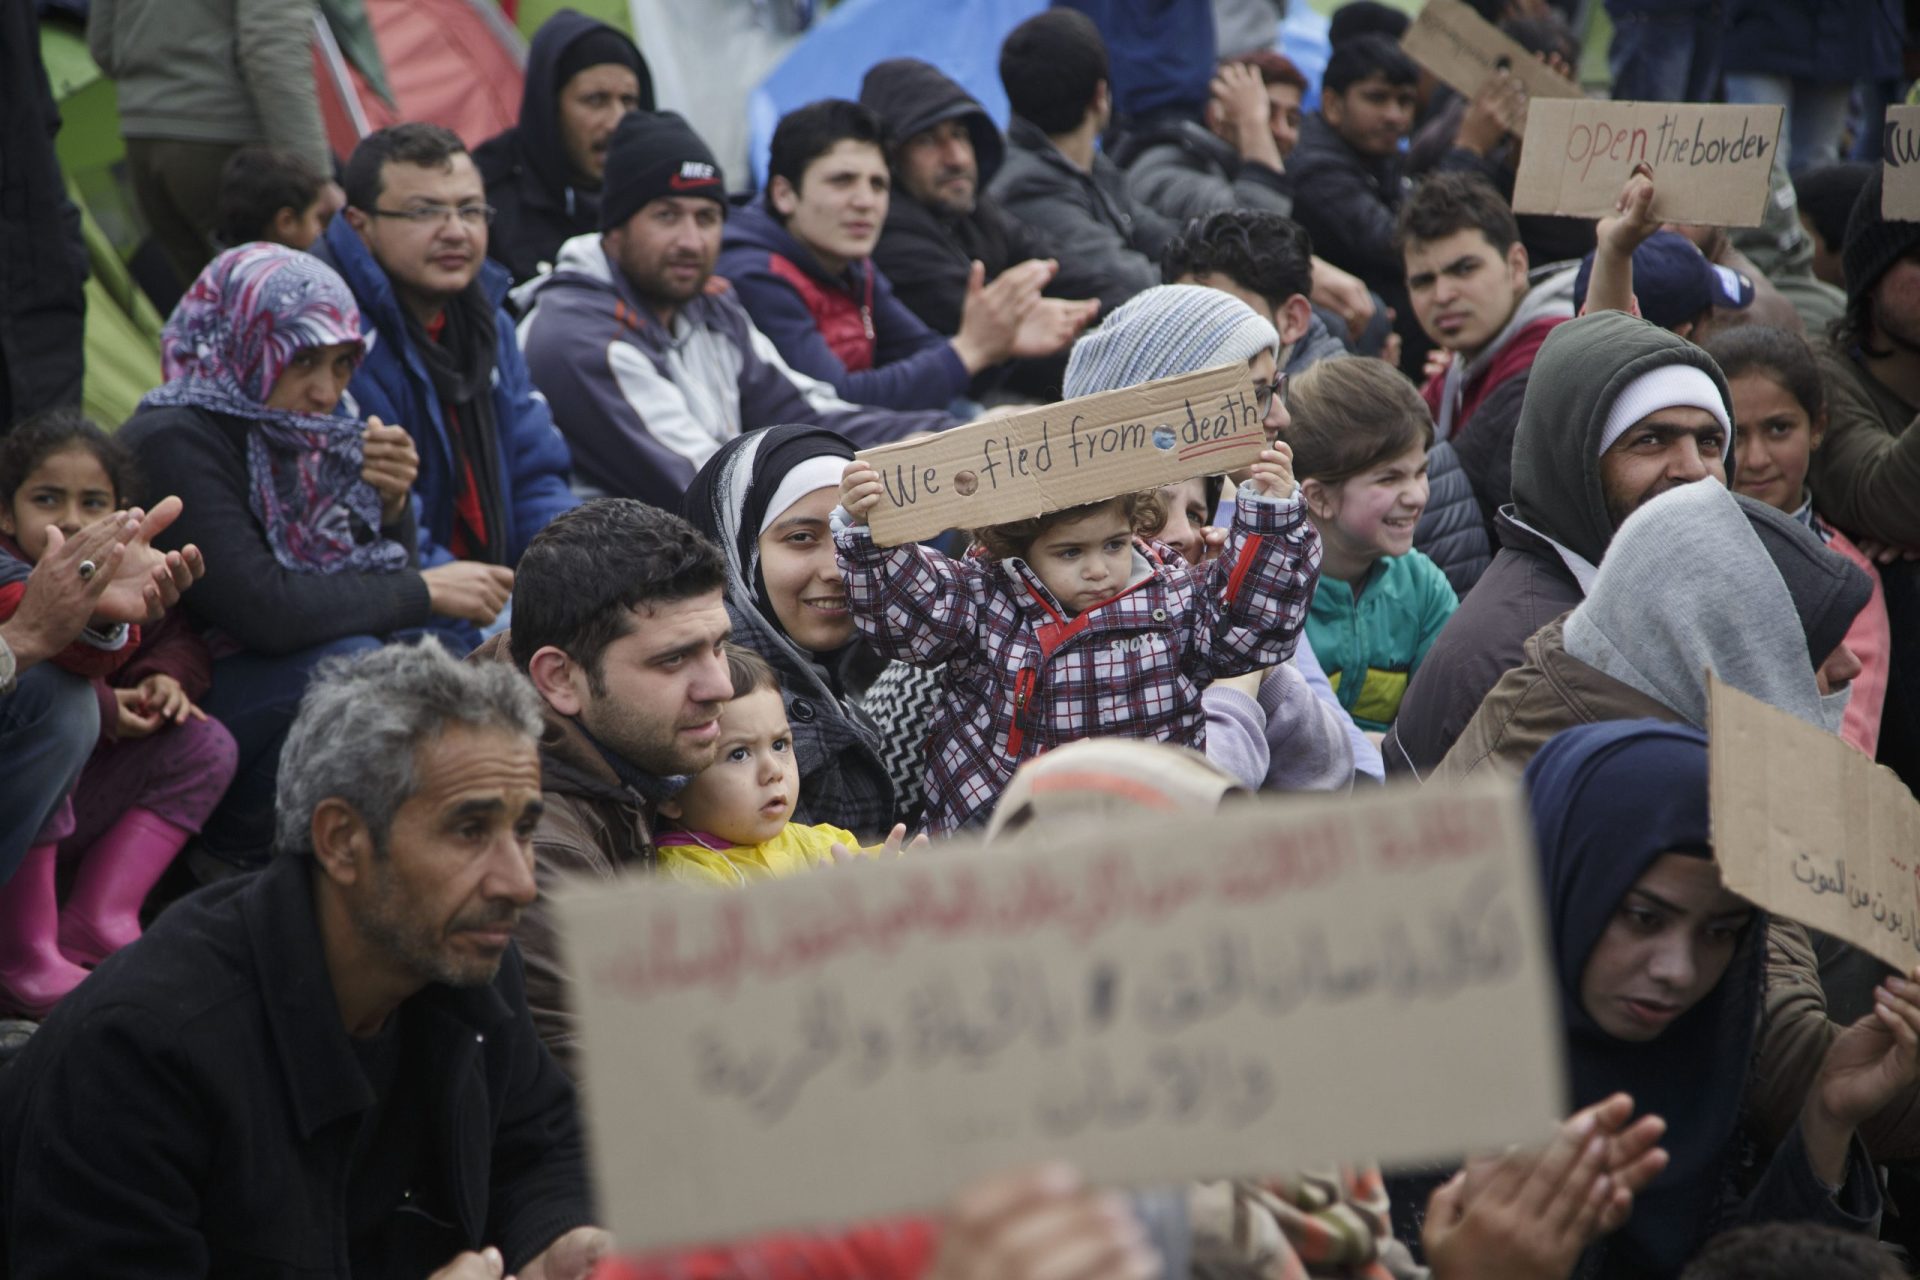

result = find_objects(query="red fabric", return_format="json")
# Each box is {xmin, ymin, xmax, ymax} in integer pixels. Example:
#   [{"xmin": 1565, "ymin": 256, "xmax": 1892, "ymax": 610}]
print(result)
[
  {"xmin": 766, "ymin": 253, "xmax": 876, "ymax": 372},
  {"xmin": 1419, "ymin": 315, "xmax": 1565, "ymax": 437},
  {"xmin": 0, "ymin": 581, "xmax": 140, "ymax": 681},
  {"xmin": 1824, "ymin": 526, "xmax": 1891, "ymax": 758},
  {"xmin": 593, "ymin": 1219, "xmax": 938, "ymax": 1280},
  {"xmin": 427, "ymin": 312, "xmax": 490, "ymax": 560}
]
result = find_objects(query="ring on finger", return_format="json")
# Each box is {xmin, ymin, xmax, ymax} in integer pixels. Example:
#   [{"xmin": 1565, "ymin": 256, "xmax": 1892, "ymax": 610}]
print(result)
[{"xmin": 78, "ymin": 559, "xmax": 98, "ymax": 582}]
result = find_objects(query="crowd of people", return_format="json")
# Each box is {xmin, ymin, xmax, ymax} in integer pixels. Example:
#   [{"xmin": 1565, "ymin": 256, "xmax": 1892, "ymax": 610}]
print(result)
[{"xmin": 2, "ymin": 0, "xmax": 1919, "ymax": 1275}]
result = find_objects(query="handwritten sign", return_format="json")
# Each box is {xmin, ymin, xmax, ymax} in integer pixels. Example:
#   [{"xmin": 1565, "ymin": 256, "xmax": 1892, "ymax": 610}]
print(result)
[
  {"xmin": 1882, "ymin": 106, "xmax": 1920, "ymax": 221},
  {"xmin": 557, "ymin": 778, "xmax": 1566, "ymax": 1252},
  {"xmin": 855, "ymin": 361, "xmax": 1264, "ymax": 546},
  {"xmin": 1401, "ymin": 0, "xmax": 1579, "ymax": 107},
  {"xmin": 1710, "ymin": 677, "xmax": 1920, "ymax": 972},
  {"xmin": 1513, "ymin": 100, "xmax": 1783, "ymax": 227}
]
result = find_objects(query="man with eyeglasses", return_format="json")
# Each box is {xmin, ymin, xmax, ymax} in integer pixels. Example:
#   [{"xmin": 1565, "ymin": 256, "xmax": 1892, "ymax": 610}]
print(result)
[{"xmin": 315, "ymin": 123, "xmax": 578, "ymax": 601}]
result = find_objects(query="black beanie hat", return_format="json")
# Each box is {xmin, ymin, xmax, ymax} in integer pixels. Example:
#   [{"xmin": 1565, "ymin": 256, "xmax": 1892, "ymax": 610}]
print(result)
[
  {"xmin": 599, "ymin": 110, "xmax": 725, "ymax": 231},
  {"xmin": 554, "ymin": 27, "xmax": 643, "ymax": 93},
  {"xmin": 1737, "ymin": 494, "xmax": 1874, "ymax": 666},
  {"xmin": 1841, "ymin": 167, "xmax": 1920, "ymax": 313}
]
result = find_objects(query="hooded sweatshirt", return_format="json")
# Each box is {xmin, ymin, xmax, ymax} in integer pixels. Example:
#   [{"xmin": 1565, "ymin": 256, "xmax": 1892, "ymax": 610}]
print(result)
[
  {"xmin": 1564, "ymin": 482, "xmax": 1855, "ymax": 735},
  {"xmin": 474, "ymin": 11, "xmax": 654, "ymax": 286},
  {"xmin": 716, "ymin": 200, "xmax": 971, "ymax": 411},
  {"xmin": 1383, "ymin": 311, "xmax": 1733, "ymax": 776}
]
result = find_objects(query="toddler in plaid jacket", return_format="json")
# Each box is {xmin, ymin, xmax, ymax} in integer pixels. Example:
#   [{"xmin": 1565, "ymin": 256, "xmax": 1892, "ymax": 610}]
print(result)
[{"xmin": 834, "ymin": 449, "xmax": 1321, "ymax": 832}]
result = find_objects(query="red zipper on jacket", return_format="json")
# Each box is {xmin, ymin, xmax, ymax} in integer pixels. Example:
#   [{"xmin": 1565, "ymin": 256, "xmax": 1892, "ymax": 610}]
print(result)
[{"xmin": 1006, "ymin": 666, "xmax": 1036, "ymax": 756}]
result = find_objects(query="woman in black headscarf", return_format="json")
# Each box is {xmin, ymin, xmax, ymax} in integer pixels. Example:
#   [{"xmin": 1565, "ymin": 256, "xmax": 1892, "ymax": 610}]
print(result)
[
  {"xmin": 684, "ymin": 425, "xmax": 932, "ymax": 838},
  {"xmin": 1525, "ymin": 719, "xmax": 1919, "ymax": 1278}
]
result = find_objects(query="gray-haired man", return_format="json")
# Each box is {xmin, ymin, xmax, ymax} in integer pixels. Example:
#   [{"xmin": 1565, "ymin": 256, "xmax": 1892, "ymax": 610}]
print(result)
[{"xmin": 0, "ymin": 643, "xmax": 607, "ymax": 1280}]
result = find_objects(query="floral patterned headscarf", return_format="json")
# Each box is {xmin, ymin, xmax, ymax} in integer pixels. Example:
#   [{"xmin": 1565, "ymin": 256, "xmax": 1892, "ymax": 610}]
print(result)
[{"xmin": 143, "ymin": 242, "xmax": 409, "ymax": 576}]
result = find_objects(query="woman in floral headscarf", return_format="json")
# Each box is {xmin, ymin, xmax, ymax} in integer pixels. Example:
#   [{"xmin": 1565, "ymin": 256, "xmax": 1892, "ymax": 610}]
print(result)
[{"xmin": 119, "ymin": 242, "xmax": 512, "ymax": 871}]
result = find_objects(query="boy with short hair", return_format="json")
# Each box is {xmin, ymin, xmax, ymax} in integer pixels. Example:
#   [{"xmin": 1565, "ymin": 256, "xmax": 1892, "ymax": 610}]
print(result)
[{"xmin": 214, "ymin": 147, "xmax": 337, "ymax": 251}]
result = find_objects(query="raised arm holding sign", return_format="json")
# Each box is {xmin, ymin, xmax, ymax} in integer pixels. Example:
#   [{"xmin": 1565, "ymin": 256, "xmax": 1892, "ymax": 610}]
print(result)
[{"xmin": 1401, "ymin": 0, "xmax": 1581, "ymax": 107}]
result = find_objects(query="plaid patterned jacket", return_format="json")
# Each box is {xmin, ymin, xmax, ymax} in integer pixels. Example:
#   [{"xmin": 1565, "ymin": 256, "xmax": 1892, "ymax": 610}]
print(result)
[{"xmin": 836, "ymin": 492, "xmax": 1321, "ymax": 832}]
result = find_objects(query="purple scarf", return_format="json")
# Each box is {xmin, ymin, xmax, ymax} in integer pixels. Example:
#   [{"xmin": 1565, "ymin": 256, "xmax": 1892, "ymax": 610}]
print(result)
[{"xmin": 142, "ymin": 242, "xmax": 410, "ymax": 576}]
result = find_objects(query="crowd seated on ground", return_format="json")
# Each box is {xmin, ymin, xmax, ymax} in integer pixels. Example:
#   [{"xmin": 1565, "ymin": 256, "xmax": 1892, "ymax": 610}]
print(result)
[{"xmin": 5, "ymin": 0, "xmax": 1920, "ymax": 1276}]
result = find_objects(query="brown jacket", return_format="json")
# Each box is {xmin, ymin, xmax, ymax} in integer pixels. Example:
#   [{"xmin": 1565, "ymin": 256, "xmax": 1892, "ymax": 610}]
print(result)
[
  {"xmin": 471, "ymin": 634, "xmax": 656, "ymax": 1077},
  {"xmin": 1431, "ymin": 616, "xmax": 1676, "ymax": 781}
]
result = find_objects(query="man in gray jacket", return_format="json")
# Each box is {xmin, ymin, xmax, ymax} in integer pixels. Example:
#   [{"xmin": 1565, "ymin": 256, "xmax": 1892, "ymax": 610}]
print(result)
[
  {"xmin": 88, "ymin": 0, "xmax": 341, "ymax": 288},
  {"xmin": 988, "ymin": 10, "xmax": 1178, "ymax": 316}
]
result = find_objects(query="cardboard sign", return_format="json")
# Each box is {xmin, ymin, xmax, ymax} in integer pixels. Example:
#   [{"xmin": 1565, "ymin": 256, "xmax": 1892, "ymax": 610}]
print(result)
[
  {"xmin": 1401, "ymin": 0, "xmax": 1580, "ymax": 106},
  {"xmin": 855, "ymin": 361, "xmax": 1265, "ymax": 546},
  {"xmin": 557, "ymin": 778, "xmax": 1567, "ymax": 1253},
  {"xmin": 1513, "ymin": 100, "xmax": 1783, "ymax": 227},
  {"xmin": 1710, "ymin": 677, "xmax": 1920, "ymax": 973},
  {"xmin": 1882, "ymin": 105, "xmax": 1920, "ymax": 221}
]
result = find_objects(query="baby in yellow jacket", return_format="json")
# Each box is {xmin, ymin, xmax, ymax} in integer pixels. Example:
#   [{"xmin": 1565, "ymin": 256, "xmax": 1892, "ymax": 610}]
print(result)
[{"xmin": 656, "ymin": 645, "xmax": 914, "ymax": 886}]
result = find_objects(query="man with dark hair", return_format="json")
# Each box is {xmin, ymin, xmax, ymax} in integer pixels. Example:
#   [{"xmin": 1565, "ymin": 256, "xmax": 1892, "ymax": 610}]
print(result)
[
  {"xmin": 858, "ymin": 57, "xmax": 1098, "ymax": 397},
  {"xmin": 214, "ymin": 146, "xmax": 336, "ymax": 251},
  {"xmin": 314, "ymin": 123, "xmax": 577, "ymax": 584},
  {"xmin": 1794, "ymin": 161, "xmax": 1874, "ymax": 290},
  {"xmin": 720, "ymin": 99, "xmax": 1058, "ymax": 410},
  {"xmin": 474, "ymin": 498, "xmax": 733, "ymax": 1070},
  {"xmin": 1160, "ymin": 208, "xmax": 1344, "ymax": 376},
  {"xmin": 1110, "ymin": 54, "xmax": 1293, "ymax": 225},
  {"xmin": 474, "ymin": 10, "xmax": 652, "ymax": 284},
  {"xmin": 1288, "ymin": 34, "xmax": 1422, "ymax": 364},
  {"xmin": 1231, "ymin": 51, "xmax": 1309, "ymax": 161},
  {"xmin": 988, "ymin": 10, "xmax": 1179, "ymax": 315},
  {"xmin": 1398, "ymin": 172, "xmax": 1571, "ymax": 548},
  {"xmin": 1678, "ymin": 1223, "xmax": 1904, "ymax": 1280},
  {"xmin": 517, "ymin": 111, "xmax": 952, "ymax": 509},
  {"xmin": 0, "ymin": 641, "xmax": 607, "ymax": 1280}
]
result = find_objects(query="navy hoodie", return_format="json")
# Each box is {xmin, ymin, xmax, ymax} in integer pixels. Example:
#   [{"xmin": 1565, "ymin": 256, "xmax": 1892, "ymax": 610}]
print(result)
[
  {"xmin": 474, "ymin": 10, "xmax": 653, "ymax": 285},
  {"xmin": 717, "ymin": 201, "xmax": 969, "ymax": 411}
]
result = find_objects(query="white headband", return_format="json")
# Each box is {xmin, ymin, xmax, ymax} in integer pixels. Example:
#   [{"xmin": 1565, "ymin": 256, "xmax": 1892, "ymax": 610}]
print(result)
[
  {"xmin": 1597, "ymin": 364, "xmax": 1731, "ymax": 457},
  {"xmin": 758, "ymin": 456, "xmax": 850, "ymax": 537}
]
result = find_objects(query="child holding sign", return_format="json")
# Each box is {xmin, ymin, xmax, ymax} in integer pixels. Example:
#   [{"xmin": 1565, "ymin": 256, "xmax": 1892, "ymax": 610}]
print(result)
[
  {"xmin": 1287, "ymin": 358, "xmax": 1458, "ymax": 735},
  {"xmin": 834, "ymin": 448, "xmax": 1320, "ymax": 832},
  {"xmin": 656, "ymin": 645, "xmax": 918, "ymax": 884}
]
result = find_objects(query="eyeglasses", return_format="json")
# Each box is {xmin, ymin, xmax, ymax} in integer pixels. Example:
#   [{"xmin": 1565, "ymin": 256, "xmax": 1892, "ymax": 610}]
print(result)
[
  {"xmin": 1254, "ymin": 371, "xmax": 1289, "ymax": 415},
  {"xmin": 365, "ymin": 203, "xmax": 496, "ymax": 228}
]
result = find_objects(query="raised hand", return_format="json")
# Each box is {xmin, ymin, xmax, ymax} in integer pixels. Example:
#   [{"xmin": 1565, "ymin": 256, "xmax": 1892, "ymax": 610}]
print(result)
[
  {"xmin": 361, "ymin": 416, "xmax": 421, "ymax": 524},
  {"xmin": 421, "ymin": 562, "xmax": 515, "ymax": 626},
  {"xmin": 839, "ymin": 460, "xmax": 884, "ymax": 526},
  {"xmin": 1247, "ymin": 445, "xmax": 1297, "ymax": 500}
]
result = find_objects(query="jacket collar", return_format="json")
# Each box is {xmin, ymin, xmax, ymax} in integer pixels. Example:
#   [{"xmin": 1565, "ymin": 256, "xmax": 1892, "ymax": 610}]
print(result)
[
  {"xmin": 318, "ymin": 216, "xmax": 510, "ymax": 344},
  {"xmin": 1000, "ymin": 547, "xmax": 1160, "ymax": 632},
  {"xmin": 240, "ymin": 855, "xmax": 519, "ymax": 1140}
]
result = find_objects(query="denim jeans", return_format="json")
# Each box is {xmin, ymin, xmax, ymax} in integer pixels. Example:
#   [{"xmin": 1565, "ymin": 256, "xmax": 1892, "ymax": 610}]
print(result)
[
  {"xmin": 1606, "ymin": 5, "xmax": 1726, "ymax": 104},
  {"xmin": 1724, "ymin": 73, "xmax": 1854, "ymax": 174},
  {"xmin": 0, "ymin": 665, "xmax": 99, "ymax": 883}
]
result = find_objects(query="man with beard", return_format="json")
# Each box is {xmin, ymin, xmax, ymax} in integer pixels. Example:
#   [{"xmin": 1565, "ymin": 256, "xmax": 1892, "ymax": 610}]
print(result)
[
  {"xmin": 1381, "ymin": 310, "xmax": 1733, "ymax": 776},
  {"xmin": 0, "ymin": 642, "xmax": 606, "ymax": 1280},
  {"xmin": 472, "ymin": 498, "xmax": 734, "ymax": 1072},
  {"xmin": 516, "ymin": 111, "xmax": 950, "ymax": 510}
]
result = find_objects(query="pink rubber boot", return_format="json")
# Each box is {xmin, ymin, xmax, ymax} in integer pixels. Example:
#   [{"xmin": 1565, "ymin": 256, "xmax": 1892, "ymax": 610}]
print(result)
[
  {"xmin": 0, "ymin": 844, "xmax": 89, "ymax": 1018},
  {"xmin": 57, "ymin": 808, "xmax": 189, "ymax": 966}
]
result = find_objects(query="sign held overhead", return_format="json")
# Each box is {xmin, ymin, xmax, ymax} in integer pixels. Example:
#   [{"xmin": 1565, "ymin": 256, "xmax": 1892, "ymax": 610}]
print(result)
[
  {"xmin": 1402, "ymin": 0, "xmax": 1580, "ymax": 105},
  {"xmin": 1513, "ymin": 100, "xmax": 1783, "ymax": 227},
  {"xmin": 558, "ymin": 778, "xmax": 1567, "ymax": 1254},
  {"xmin": 854, "ymin": 361, "xmax": 1266, "ymax": 546},
  {"xmin": 1710, "ymin": 676, "xmax": 1920, "ymax": 973},
  {"xmin": 1883, "ymin": 105, "xmax": 1920, "ymax": 221}
]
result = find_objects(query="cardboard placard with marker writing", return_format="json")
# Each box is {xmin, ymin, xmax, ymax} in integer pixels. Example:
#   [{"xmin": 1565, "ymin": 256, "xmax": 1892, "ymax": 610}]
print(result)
[
  {"xmin": 1513, "ymin": 99, "xmax": 1783, "ymax": 227},
  {"xmin": 557, "ymin": 778, "xmax": 1567, "ymax": 1253},
  {"xmin": 853, "ymin": 361, "xmax": 1266, "ymax": 546},
  {"xmin": 1401, "ymin": 0, "xmax": 1580, "ymax": 106},
  {"xmin": 1882, "ymin": 105, "xmax": 1920, "ymax": 221},
  {"xmin": 1710, "ymin": 677, "xmax": 1920, "ymax": 974}
]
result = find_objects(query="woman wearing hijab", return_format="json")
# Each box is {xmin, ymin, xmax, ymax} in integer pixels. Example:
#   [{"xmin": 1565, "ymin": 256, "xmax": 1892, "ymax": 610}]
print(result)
[
  {"xmin": 1524, "ymin": 718, "xmax": 1920, "ymax": 1278},
  {"xmin": 117, "ymin": 242, "xmax": 513, "ymax": 870},
  {"xmin": 682, "ymin": 423, "xmax": 909, "ymax": 838}
]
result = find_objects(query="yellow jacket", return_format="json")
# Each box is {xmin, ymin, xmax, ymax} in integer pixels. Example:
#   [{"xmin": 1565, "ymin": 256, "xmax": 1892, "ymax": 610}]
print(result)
[{"xmin": 656, "ymin": 822, "xmax": 869, "ymax": 887}]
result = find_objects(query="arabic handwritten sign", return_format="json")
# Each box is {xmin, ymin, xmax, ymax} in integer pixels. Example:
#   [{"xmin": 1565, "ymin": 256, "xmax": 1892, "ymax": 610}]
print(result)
[
  {"xmin": 1883, "ymin": 106, "xmax": 1920, "ymax": 221},
  {"xmin": 1710, "ymin": 677, "xmax": 1920, "ymax": 971},
  {"xmin": 1513, "ymin": 100, "xmax": 1783, "ymax": 227},
  {"xmin": 1402, "ymin": 0, "xmax": 1580, "ymax": 106},
  {"xmin": 557, "ymin": 778, "xmax": 1566, "ymax": 1252},
  {"xmin": 855, "ymin": 361, "xmax": 1266, "ymax": 546}
]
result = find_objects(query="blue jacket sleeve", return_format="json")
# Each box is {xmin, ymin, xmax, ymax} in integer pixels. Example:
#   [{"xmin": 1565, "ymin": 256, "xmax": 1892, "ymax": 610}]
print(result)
[
  {"xmin": 492, "ymin": 322, "xmax": 579, "ymax": 563},
  {"xmin": 728, "ymin": 260, "xmax": 969, "ymax": 412}
]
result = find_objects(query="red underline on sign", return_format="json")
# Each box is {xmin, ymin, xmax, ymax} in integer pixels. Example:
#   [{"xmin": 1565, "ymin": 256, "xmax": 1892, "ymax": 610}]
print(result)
[{"xmin": 1179, "ymin": 437, "xmax": 1261, "ymax": 462}]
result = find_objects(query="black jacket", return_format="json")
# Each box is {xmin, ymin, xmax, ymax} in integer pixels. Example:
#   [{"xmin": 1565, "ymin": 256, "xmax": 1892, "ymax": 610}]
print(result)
[
  {"xmin": 474, "ymin": 10, "xmax": 652, "ymax": 285},
  {"xmin": 1109, "ymin": 111, "xmax": 1292, "ymax": 226},
  {"xmin": 989, "ymin": 115, "xmax": 1179, "ymax": 314},
  {"xmin": 0, "ymin": 2, "xmax": 87, "ymax": 428},
  {"xmin": 0, "ymin": 854, "xmax": 593, "ymax": 1279}
]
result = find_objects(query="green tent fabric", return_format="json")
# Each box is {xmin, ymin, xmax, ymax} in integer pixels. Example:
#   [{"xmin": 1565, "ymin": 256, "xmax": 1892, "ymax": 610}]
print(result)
[
  {"xmin": 75, "ymin": 187, "xmax": 165, "ymax": 431},
  {"xmin": 515, "ymin": 0, "xmax": 632, "ymax": 40},
  {"xmin": 318, "ymin": 0, "xmax": 397, "ymax": 108}
]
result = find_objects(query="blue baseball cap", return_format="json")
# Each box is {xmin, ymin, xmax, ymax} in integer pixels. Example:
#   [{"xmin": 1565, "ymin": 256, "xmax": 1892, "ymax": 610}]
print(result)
[{"xmin": 1572, "ymin": 230, "xmax": 1756, "ymax": 331}]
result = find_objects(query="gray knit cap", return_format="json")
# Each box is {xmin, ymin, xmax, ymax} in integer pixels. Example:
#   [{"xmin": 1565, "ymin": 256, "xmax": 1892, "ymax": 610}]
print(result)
[{"xmin": 1063, "ymin": 284, "xmax": 1280, "ymax": 397}]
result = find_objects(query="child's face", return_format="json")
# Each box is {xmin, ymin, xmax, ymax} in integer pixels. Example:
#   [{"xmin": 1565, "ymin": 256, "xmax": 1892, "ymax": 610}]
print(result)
[
  {"xmin": 666, "ymin": 686, "xmax": 801, "ymax": 847},
  {"xmin": 1309, "ymin": 444, "xmax": 1429, "ymax": 561},
  {"xmin": 1, "ymin": 445, "xmax": 117, "ymax": 562},
  {"xmin": 1027, "ymin": 503, "xmax": 1136, "ymax": 615},
  {"xmin": 1156, "ymin": 477, "xmax": 1212, "ymax": 566},
  {"xmin": 271, "ymin": 197, "xmax": 331, "ymax": 252}
]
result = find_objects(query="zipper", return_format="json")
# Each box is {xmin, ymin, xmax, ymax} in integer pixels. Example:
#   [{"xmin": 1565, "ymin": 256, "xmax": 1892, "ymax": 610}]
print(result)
[{"xmin": 1006, "ymin": 667, "xmax": 1036, "ymax": 756}]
